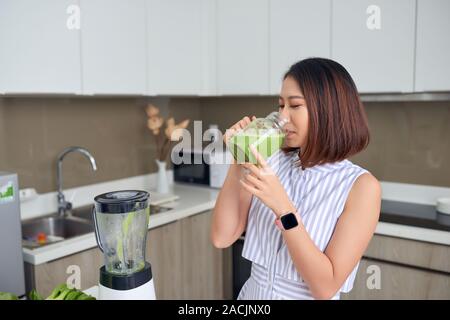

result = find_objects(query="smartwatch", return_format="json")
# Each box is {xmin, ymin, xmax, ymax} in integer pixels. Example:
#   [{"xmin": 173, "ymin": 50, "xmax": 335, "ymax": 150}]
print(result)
[{"xmin": 276, "ymin": 212, "xmax": 299, "ymax": 231}]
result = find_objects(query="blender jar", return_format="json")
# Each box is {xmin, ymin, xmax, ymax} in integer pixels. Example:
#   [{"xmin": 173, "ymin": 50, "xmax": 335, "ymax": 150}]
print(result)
[
  {"xmin": 93, "ymin": 190, "xmax": 150, "ymax": 275},
  {"xmin": 228, "ymin": 111, "xmax": 288, "ymax": 164}
]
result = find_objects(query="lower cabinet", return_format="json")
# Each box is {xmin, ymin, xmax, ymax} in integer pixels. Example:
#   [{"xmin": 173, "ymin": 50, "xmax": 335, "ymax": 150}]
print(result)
[
  {"xmin": 25, "ymin": 210, "xmax": 232, "ymax": 299},
  {"xmin": 24, "ymin": 245, "xmax": 103, "ymax": 298},
  {"xmin": 147, "ymin": 210, "xmax": 232, "ymax": 300},
  {"xmin": 341, "ymin": 258, "xmax": 450, "ymax": 300},
  {"xmin": 341, "ymin": 234, "xmax": 450, "ymax": 300}
]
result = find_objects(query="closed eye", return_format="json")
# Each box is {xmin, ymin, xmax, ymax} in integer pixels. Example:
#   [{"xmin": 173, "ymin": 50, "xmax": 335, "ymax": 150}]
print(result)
[{"xmin": 279, "ymin": 105, "xmax": 302, "ymax": 109}]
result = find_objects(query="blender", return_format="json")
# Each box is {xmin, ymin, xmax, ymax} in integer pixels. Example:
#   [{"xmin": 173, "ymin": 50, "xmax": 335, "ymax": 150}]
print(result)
[{"xmin": 93, "ymin": 190, "xmax": 156, "ymax": 300}]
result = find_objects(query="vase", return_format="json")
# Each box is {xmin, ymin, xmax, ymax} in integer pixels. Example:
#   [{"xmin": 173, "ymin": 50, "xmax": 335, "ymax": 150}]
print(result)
[{"xmin": 155, "ymin": 159, "xmax": 169, "ymax": 194}]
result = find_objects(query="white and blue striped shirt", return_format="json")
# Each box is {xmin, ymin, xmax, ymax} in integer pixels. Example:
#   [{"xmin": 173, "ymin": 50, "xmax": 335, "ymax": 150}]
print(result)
[{"xmin": 238, "ymin": 150, "xmax": 369, "ymax": 300}]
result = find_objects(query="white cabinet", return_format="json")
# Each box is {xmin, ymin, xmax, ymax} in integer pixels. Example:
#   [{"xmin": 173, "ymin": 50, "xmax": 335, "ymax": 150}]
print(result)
[
  {"xmin": 80, "ymin": 0, "xmax": 147, "ymax": 95},
  {"xmin": 216, "ymin": 0, "xmax": 270, "ymax": 95},
  {"xmin": 331, "ymin": 0, "xmax": 416, "ymax": 93},
  {"xmin": 3, "ymin": 0, "xmax": 450, "ymax": 96},
  {"xmin": 147, "ymin": 0, "xmax": 213, "ymax": 96},
  {"xmin": 0, "ymin": 0, "xmax": 81, "ymax": 94},
  {"xmin": 269, "ymin": 0, "xmax": 331, "ymax": 94},
  {"xmin": 415, "ymin": 0, "xmax": 450, "ymax": 92}
]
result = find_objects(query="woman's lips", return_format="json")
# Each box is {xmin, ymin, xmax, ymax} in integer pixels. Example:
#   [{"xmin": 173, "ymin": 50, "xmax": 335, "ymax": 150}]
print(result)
[{"xmin": 285, "ymin": 130, "xmax": 296, "ymax": 138}]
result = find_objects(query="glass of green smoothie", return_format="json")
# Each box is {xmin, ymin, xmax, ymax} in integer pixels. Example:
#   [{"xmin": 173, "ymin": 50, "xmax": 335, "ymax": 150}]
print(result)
[{"xmin": 228, "ymin": 112, "xmax": 288, "ymax": 164}]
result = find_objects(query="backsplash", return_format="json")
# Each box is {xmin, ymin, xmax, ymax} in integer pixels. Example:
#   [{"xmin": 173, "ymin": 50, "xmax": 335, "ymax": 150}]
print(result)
[
  {"xmin": 0, "ymin": 97, "xmax": 200, "ymax": 193},
  {"xmin": 1, "ymin": 96, "xmax": 449, "ymax": 193},
  {"xmin": 199, "ymin": 97, "xmax": 450, "ymax": 188}
]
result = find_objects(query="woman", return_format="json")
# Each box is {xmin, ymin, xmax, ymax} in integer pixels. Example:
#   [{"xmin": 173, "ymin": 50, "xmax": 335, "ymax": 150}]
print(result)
[{"xmin": 211, "ymin": 58, "xmax": 381, "ymax": 300}]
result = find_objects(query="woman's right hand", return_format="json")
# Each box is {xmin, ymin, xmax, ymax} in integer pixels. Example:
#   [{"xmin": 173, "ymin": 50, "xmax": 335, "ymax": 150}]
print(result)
[{"xmin": 223, "ymin": 116, "xmax": 256, "ymax": 146}]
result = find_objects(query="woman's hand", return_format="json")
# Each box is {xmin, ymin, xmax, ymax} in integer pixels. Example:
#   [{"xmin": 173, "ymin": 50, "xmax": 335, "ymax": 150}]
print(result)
[
  {"xmin": 223, "ymin": 116, "xmax": 256, "ymax": 147},
  {"xmin": 239, "ymin": 145, "xmax": 297, "ymax": 218}
]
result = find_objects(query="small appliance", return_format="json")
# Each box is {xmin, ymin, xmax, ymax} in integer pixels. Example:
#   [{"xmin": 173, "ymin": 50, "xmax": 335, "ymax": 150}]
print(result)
[
  {"xmin": 172, "ymin": 148, "xmax": 231, "ymax": 188},
  {"xmin": 93, "ymin": 190, "xmax": 156, "ymax": 300},
  {"xmin": 0, "ymin": 172, "xmax": 25, "ymax": 297}
]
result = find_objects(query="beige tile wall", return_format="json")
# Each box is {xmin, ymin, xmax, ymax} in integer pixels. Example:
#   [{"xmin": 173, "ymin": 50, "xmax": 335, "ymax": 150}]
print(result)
[
  {"xmin": 0, "ymin": 97, "xmax": 200, "ymax": 193},
  {"xmin": 352, "ymin": 101, "xmax": 450, "ymax": 187},
  {"xmin": 0, "ymin": 96, "xmax": 449, "ymax": 193}
]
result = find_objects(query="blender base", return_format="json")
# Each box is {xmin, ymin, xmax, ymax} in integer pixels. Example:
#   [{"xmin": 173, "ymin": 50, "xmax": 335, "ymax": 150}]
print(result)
[
  {"xmin": 98, "ymin": 262, "xmax": 156, "ymax": 300},
  {"xmin": 99, "ymin": 278, "xmax": 156, "ymax": 300}
]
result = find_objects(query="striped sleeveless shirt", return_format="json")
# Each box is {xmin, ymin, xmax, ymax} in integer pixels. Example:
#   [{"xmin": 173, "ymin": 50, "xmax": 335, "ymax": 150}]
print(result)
[{"xmin": 238, "ymin": 150, "xmax": 369, "ymax": 300}]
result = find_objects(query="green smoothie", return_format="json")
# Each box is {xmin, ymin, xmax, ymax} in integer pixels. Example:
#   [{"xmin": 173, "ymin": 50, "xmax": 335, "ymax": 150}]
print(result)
[{"xmin": 228, "ymin": 129, "xmax": 285, "ymax": 164}]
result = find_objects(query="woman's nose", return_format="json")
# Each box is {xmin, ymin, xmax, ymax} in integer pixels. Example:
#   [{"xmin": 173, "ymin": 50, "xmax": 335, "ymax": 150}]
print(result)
[{"xmin": 279, "ymin": 107, "xmax": 290, "ymax": 122}]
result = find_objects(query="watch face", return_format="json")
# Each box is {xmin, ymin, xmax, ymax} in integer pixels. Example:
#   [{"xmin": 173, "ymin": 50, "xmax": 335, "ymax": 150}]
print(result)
[{"xmin": 281, "ymin": 213, "xmax": 298, "ymax": 230}]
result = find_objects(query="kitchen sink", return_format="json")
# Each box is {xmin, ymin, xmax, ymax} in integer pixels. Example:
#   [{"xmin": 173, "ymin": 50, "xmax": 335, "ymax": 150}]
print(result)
[
  {"xmin": 22, "ymin": 203, "xmax": 173, "ymax": 249},
  {"xmin": 70, "ymin": 205, "xmax": 95, "ymax": 221},
  {"xmin": 22, "ymin": 215, "xmax": 94, "ymax": 249}
]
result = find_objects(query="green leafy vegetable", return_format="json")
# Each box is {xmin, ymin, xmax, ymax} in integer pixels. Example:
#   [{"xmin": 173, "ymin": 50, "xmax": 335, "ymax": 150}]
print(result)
[
  {"xmin": 45, "ymin": 284, "xmax": 95, "ymax": 300},
  {"xmin": 0, "ymin": 292, "xmax": 18, "ymax": 300},
  {"xmin": 28, "ymin": 289, "xmax": 43, "ymax": 300},
  {"xmin": 46, "ymin": 283, "xmax": 68, "ymax": 300},
  {"xmin": 2, "ymin": 284, "xmax": 95, "ymax": 301}
]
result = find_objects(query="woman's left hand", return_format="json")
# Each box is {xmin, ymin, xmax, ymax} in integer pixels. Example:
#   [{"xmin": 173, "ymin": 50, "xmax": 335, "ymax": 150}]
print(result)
[{"xmin": 240, "ymin": 146, "xmax": 296, "ymax": 218}]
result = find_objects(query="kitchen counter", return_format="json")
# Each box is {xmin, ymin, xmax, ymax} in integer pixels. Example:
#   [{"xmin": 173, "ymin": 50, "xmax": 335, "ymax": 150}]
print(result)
[
  {"xmin": 21, "ymin": 175, "xmax": 450, "ymax": 265},
  {"xmin": 22, "ymin": 182, "xmax": 219, "ymax": 265}
]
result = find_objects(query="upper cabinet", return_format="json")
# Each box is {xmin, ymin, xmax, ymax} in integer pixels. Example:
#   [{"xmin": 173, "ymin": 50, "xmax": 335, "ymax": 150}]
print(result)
[
  {"xmin": 269, "ymin": 0, "xmax": 331, "ymax": 94},
  {"xmin": 0, "ymin": 0, "xmax": 81, "ymax": 94},
  {"xmin": 146, "ymin": 0, "xmax": 210, "ymax": 96},
  {"xmin": 80, "ymin": 0, "xmax": 147, "ymax": 95},
  {"xmin": 216, "ymin": 0, "xmax": 270, "ymax": 95},
  {"xmin": 331, "ymin": 0, "xmax": 416, "ymax": 93},
  {"xmin": 1, "ymin": 0, "xmax": 450, "ymax": 96},
  {"xmin": 415, "ymin": 0, "xmax": 450, "ymax": 92}
]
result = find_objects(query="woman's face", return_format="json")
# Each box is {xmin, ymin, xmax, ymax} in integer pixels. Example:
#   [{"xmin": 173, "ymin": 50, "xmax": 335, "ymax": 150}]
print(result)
[{"xmin": 278, "ymin": 76, "xmax": 309, "ymax": 149}]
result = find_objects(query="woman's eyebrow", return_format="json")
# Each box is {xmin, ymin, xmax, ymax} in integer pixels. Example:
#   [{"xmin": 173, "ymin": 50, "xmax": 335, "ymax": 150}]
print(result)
[{"xmin": 279, "ymin": 95, "xmax": 305, "ymax": 100}]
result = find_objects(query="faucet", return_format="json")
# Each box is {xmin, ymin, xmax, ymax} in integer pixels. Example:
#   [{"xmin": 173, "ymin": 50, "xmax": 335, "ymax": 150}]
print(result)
[{"xmin": 57, "ymin": 146, "xmax": 97, "ymax": 216}]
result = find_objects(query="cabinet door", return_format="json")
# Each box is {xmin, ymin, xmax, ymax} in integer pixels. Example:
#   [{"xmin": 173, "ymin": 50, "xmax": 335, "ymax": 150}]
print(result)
[
  {"xmin": 331, "ymin": 0, "xmax": 415, "ymax": 93},
  {"xmin": 27, "ymin": 247, "xmax": 103, "ymax": 298},
  {"xmin": 341, "ymin": 258, "xmax": 450, "ymax": 299},
  {"xmin": 80, "ymin": 0, "xmax": 146, "ymax": 95},
  {"xmin": 180, "ymin": 211, "xmax": 226, "ymax": 299},
  {"xmin": 216, "ymin": 0, "xmax": 270, "ymax": 95},
  {"xmin": 0, "ymin": 0, "xmax": 81, "ymax": 94},
  {"xmin": 269, "ymin": 0, "xmax": 331, "ymax": 94},
  {"xmin": 146, "ymin": 221, "xmax": 183, "ymax": 299},
  {"xmin": 147, "ymin": 0, "xmax": 210, "ymax": 95},
  {"xmin": 364, "ymin": 234, "xmax": 450, "ymax": 274},
  {"xmin": 415, "ymin": 0, "xmax": 450, "ymax": 92}
]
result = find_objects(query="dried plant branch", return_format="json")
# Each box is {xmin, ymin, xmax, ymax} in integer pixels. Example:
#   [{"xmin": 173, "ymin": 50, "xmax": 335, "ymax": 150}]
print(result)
[{"xmin": 145, "ymin": 104, "xmax": 190, "ymax": 163}]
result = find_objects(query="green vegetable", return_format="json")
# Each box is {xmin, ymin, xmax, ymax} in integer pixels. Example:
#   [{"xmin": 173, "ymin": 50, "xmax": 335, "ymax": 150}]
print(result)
[
  {"xmin": 65, "ymin": 290, "xmax": 83, "ymax": 300},
  {"xmin": 0, "ymin": 292, "xmax": 18, "ymax": 300},
  {"xmin": 28, "ymin": 289, "xmax": 43, "ymax": 300},
  {"xmin": 1, "ymin": 284, "xmax": 95, "ymax": 301},
  {"xmin": 45, "ymin": 284, "xmax": 95, "ymax": 300},
  {"xmin": 76, "ymin": 293, "xmax": 96, "ymax": 300},
  {"xmin": 52, "ymin": 287, "xmax": 74, "ymax": 300},
  {"xmin": 46, "ymin": 283, "xmax": 68, "ymax": 300}
]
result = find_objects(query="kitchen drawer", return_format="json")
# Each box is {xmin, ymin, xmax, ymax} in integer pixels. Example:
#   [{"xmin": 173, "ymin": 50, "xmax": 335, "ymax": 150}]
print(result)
[
  {"xmin": 364, "ymin": 234, "xmax": 450, "ymax": 273},
  {"xmin": 342, "ymin": 258, "xmax": 450, "ymax": 299}
]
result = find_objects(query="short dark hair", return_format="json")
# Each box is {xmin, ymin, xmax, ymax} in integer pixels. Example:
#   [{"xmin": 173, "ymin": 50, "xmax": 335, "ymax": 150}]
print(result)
[{"xmin": 282, "ymin": 57, "xmax": 370, "ymax": 168}]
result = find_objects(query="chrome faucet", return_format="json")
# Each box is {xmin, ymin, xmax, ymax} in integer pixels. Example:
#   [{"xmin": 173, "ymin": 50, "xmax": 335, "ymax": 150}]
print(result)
[{"xmin": 57, "ymin": 146, "xmax": 97, "ymax": 216}]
